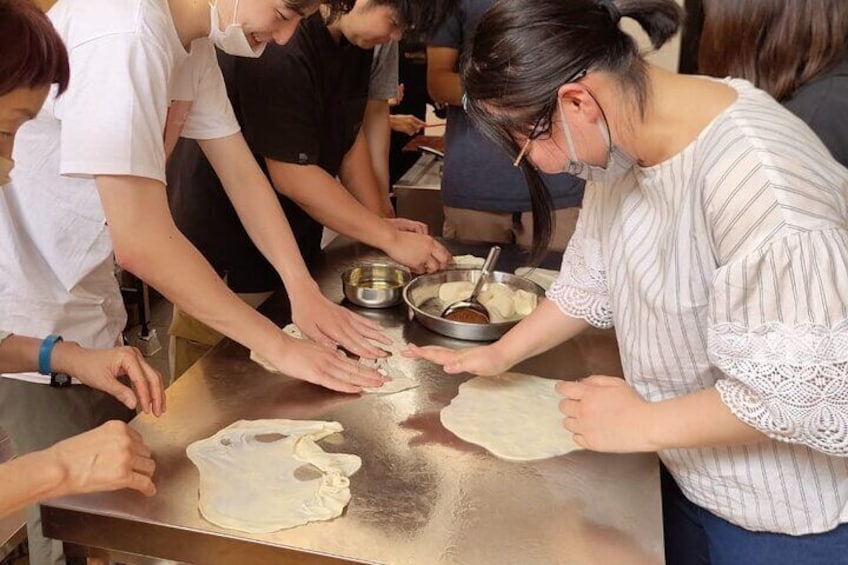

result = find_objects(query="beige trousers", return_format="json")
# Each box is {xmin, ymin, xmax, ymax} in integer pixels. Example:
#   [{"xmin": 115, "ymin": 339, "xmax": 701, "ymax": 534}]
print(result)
[
  {"xmin": 442, "ymin": 206, "xmax": 580, "ymax": 252},
  {"xmin": 168, "ymin": 291, "xmax": 273, "ymax": 381}
]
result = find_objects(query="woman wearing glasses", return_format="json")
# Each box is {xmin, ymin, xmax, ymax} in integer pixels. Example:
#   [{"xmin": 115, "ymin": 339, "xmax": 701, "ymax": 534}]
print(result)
[{"xmin": 405, "ymin": 0, "xmax": 848, "ymax": 562}]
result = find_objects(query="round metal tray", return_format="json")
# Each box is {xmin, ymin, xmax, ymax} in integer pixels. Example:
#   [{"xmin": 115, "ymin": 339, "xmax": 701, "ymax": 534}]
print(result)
[{"xmin": 403, "ymin": 270, "xmax": 545, "ymax": 341}]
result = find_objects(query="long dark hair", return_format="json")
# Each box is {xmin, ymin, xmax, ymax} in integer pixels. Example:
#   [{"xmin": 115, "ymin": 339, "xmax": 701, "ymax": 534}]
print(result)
[
  {"xmin": 698, "ymin": 0, "xmax": 848, "ymax": 102},
  {"xmin": 463, "ymin": 0, "xmax": 682, "ymax": 262},
  {"xmin": 0, "ymin": 0, "xmax": 69, "ymax": 97}
]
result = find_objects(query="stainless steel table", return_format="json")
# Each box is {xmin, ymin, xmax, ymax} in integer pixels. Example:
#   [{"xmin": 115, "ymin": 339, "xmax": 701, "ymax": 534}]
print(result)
[{"xmin": 42, "ymin": 239, "xmax": 663, "ymax": 565}]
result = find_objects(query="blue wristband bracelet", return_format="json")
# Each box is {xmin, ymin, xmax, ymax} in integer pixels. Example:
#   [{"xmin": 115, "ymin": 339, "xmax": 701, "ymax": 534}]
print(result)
[{"xmin": 38, "ymin": 334, "xmax": 63, "ymax": 376}]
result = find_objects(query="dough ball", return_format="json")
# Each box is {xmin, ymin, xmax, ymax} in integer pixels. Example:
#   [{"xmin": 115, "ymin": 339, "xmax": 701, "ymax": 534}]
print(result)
[
  {"xmin": 479, "ymin": 291, "xmax": 516, "ymax": 322},
  {"xmin": 439, "ymin": 281, "xmax": 474, "ymax": 304},
  {"xmin": 514, "ymin": 289, "xmax": 538, "ymax": 317}
]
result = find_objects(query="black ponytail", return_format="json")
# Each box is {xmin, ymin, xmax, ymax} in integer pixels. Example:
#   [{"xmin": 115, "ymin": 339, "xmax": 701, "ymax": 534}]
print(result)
[
  {"xmin": 616, "ymin": 0, "xmax": 685, "ymax": 49},
  {"xmin": 462, "ymin": 0, "xmax": 683, "ymax": 262}
]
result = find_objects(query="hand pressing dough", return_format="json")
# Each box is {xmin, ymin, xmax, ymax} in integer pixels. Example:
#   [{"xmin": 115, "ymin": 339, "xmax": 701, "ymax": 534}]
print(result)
[
  {"xmin": 440, "ymin": 373, "xmax": 582, "ymax": 461},
  {"xmin": 186, "ymin": 419, "xmax": 361, "ymax": 533},
  {"xmin": 251, "ymin": 324, "xmax": 419, "ymax": 394},
  {"xmin": 344, "ymin": 353, "xmax": 419, "ymax": 394}
]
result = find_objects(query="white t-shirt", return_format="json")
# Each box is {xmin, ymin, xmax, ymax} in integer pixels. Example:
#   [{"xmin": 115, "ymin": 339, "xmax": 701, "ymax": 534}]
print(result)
[
  {"xmin": 0, "ymin": 0, "xmax": 240, "ymax": 384},
  {"xmin": 548, "ymin": 78, "xmax": 848, "ymax": 535}
]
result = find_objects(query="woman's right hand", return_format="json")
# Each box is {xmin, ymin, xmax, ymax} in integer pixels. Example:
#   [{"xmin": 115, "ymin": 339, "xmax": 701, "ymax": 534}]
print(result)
[
  {"xmin": 403, "ymin": 343, "xmax": 513, "ymax": 376},
  {"xmin": 263, "ymin": 334, "xmax": 388, "ymax": 394},
  {"xmin": 46, "ymin": 420, "xmax": 157, "ymax": 498}
]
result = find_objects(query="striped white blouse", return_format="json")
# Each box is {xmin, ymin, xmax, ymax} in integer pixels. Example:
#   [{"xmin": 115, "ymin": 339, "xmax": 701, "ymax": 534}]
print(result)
[{"xmin": 548, "ymin": 78, "xmax": 848, "ymax": 535}]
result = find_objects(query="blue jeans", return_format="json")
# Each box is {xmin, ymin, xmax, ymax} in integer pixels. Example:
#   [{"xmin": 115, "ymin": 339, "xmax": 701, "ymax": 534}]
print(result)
[{"xmin": 661, "ymin": 465, "xmax": 848, "ymax": 565}]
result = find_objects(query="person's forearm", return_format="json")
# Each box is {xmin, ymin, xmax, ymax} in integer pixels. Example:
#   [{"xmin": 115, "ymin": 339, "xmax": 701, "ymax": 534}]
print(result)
[
  {"xmin": 96, "ymin": 175, "xmax": 286, "ymax": 358},
  {"xmin": 427, "ymin": 71, "xmax": 462, "ymax": 107},
  {"xmin": 426, "ymin": 47, "xmax": 463, "ymax": 106},
  {"xmin": 199, "ymin": 134, "xmax": 317, "ymax": 294},
  {"xmin": 493, "ymin": 299, "xmax": 591, "ymax": 367},
  {"xmin": 646, "ymin": 387, "xmax": 766, "ymax": 451},
  {"xmin": 339, "ymin": 129, "xmax": 387, "ymax": 216},
  {"xmin": 0, "ymin": 335, "xmax": 95, "ymax": 375},
  {"xmin": 0, "ymin": 451, "xmax": 65, "ymax": 518},
  {"xmin": 0, "ymin": 335, "xmax": 40, "ymax": 373},
  {"xmin": 269, "ymin": 161, "xmax": 397, "ymax": 252},
  {"xmin": 362, "ymin": 99, "xmax": 391, "ymax": 198}
]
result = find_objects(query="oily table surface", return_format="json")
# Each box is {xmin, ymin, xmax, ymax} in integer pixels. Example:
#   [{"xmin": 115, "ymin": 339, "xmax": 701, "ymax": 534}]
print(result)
[{"xmin": 42, "ymin": 238, "xmax": 663, "ymax": 565}]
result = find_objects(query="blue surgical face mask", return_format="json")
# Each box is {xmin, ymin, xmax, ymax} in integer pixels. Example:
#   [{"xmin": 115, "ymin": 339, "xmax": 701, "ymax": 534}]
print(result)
[{"xmin": 558, "ymin": 97, "xmax": 635, "ymax": 184}]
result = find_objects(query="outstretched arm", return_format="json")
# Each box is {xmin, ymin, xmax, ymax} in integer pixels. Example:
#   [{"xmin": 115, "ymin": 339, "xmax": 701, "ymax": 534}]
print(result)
[
  {"xmin": 198, "ymin": 133, "xmax": 391, "ymax": 358},
  {"xmin": 405, "ymin": 299, "xmax": 590, "ymax": 375},
  {"xmin": 96, "ymin": 174, "xmax": 385, "ymax": 393},
  {"xmin": 0, "ymin": 421, "xmax": 156, "ymax": 519},
  {"xmin": 0, "ymin": 334, "xmax": 164, "ymax": 416}
]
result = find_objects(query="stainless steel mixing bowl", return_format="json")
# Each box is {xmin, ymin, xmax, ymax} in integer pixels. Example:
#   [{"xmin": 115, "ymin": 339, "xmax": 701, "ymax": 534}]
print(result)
[
  {"xmin": 342, "ymin": 263, "xmax": 411, "ymax": 308},
  {"xmin": 403, "ymin": 270, "xmax": 545, "ymax": 341}
]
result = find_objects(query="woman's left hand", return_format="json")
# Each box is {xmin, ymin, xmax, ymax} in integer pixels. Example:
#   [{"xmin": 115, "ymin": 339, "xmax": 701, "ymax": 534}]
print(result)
[
  {"xmin": 290, "ymin": 284, "xmax": 391, "ymax": 359},
  {"xmin": 556, "ymin": 376, "xmax": 656, "ymax": 453}
]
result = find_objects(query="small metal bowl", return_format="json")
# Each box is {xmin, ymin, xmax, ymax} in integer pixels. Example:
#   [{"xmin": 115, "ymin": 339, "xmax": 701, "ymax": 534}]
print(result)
[
  {"xmin": 403, "ymin": 270, "xmax": 545, "ymax": 341},
  {"xmin": 342, "ymin": 263, "xmax": 411, "ymax": 309}
]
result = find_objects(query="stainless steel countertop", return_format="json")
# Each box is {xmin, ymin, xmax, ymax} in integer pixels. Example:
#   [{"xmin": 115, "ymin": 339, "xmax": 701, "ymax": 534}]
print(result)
[
  {"xmin": 393, "ymin": 153, "xmax": 441, "ymax": 192},
  {"xmin": 42, "ymin": 239, "xmax": 663, "ymax": 565}
]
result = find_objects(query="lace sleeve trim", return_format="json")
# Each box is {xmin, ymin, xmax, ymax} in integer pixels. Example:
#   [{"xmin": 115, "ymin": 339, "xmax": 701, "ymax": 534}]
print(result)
[
  {"xmin": 710, "ymin": 319, "xmax": 848, "ymax": 455},
  {"xmin": 546, "ymin": 237, "xmax": 613, "ymax": 329}
]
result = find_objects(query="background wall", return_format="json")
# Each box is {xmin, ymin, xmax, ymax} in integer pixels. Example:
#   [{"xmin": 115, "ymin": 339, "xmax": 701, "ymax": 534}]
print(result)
[{"xmin": 622, "ymin": 0, "xmax": 686, "ymax": 72}]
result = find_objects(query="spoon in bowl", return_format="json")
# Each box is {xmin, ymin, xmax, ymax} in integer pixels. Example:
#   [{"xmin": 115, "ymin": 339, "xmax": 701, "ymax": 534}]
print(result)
[{"xmin": 441, "ymin": 246, "xmax": 501, "ymax": 324}]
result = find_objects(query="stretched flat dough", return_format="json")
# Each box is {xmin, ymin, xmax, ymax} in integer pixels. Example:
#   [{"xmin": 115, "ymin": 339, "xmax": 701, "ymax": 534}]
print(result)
[
  {"xmin": 186, "ymin": 419, "xmax": 361, "ymax": 533},
  {"xmin": 251, "ymin": 324, "xmax": 419, "ymax": 395},
  {"xmin": 441, "ymin": 373, "xmax": 581, "ymax": 461},
  {"xmin": 514, "ymin": 267, "xmax": 559, "ymax": 291}
]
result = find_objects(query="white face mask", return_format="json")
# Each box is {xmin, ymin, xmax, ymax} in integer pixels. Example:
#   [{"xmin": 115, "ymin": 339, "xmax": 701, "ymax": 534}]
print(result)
[
  {"xmin": 209, "ymin": 0, "xmax": 267, "ymax": 58},
  {"xmin": 558, "ymin": 97, "xmax": 635, "ymax": 184},
  {"xmin": 0, "ymin": 156, "xmax": 14, "ymax": 186}
]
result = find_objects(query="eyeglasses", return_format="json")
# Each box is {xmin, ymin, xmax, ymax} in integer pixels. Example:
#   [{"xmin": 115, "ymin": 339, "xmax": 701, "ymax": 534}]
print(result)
[{"xmin": 512, "ymin": 68, "xmax": 588, "ymax": 168}]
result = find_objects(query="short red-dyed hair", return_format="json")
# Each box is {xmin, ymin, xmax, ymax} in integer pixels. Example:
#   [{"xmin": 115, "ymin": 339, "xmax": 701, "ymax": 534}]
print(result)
[{"xmin": 0, "ymin": 0, "xmax": 69, "ymax": 97}]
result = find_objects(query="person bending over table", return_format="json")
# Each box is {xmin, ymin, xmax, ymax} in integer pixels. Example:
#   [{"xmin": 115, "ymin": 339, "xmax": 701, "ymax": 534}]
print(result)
[
  {"xmin": 0, "ymin": 0, "xmax": 162, "ymax": 544},
  {"xmin": 167, "ymin": 0, "xmax": 455, "ymax": 377},
  {"xmin": 407, "ymin": 0, "xmax": 848, "ymax": 563}
]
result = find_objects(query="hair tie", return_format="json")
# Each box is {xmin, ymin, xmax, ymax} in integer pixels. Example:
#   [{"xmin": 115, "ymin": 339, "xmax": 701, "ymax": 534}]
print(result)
[{"xmin": 597, "ymin": 0, "xmax": 622, "ymax": 24}]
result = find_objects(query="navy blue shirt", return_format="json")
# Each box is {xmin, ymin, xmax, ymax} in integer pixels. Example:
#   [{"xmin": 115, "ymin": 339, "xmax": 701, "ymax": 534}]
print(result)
[
  {"xmin": 783, "ymin": 56, "xmax": 848, "ymax": 169},
  {"xmin": 429, "ymin": 0, "xmax": 584, "ymax": 212}
]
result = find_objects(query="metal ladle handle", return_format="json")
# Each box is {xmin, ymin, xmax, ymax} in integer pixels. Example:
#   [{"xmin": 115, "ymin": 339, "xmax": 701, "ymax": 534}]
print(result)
[{"xmin": 468, "ymin": 246, "xmax": 501, "ymax": 301}]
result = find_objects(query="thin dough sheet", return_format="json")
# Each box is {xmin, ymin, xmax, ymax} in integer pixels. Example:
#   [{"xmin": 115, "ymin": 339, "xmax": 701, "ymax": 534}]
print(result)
[
  {"xmin": 441, "ymin": 373, "xmax": 582, "ymax": 461},
  {"xmin": 186, "ymin": 419, "xmax": 361, "ymax": 533},
  {"xmin": 251, "ymin": 324, "xmax": 419, "ymax": 395}
]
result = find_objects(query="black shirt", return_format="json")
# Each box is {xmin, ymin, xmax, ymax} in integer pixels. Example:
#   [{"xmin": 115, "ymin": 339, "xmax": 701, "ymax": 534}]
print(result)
[{"xmin": 168, "ymin": 13, "xmax": 374, "ymax": 293}]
